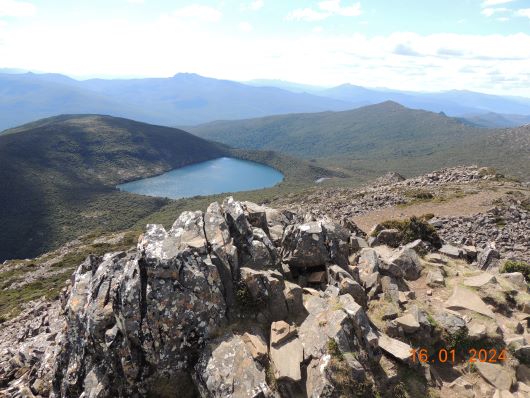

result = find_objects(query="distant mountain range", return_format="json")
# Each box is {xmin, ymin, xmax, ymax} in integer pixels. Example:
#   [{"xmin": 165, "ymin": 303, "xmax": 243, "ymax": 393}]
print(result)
[
  {"xmin": 0, "ymin": 72, "xmax": 350, "ymax": 131},
  {"xmin": 1, "ymin": 71, "xmax": 530, "ymax": 132},
  {"xmin": 189, "ymin": 101, "xmax": 530, "ymax": 181}
]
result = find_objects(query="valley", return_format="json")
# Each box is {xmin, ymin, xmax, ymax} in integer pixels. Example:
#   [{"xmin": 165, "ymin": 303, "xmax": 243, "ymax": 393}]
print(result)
[{"xmin": 0, "ymin": 114, "xmax": 336, "ymax": 262}]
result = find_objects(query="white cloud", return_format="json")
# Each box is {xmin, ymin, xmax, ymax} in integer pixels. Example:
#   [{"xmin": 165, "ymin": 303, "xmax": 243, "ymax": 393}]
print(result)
[
  {"xmin": 482, "ymin": 0, "xmax": 514, "ymax": 6},
  {"xmin": 287, "ymin": 0, "xmax": 361, "ymax": 21},
  {"xmin": 173, "ymin": 5, "xmax": 222, "ymax": 22},
  {"xmin": 319, "ymin": 0, "xmax": 361, "ymax": 17},
  {"xmin": 127, "ymin": 0, "xmax": 144, "ymax": 4},
  {"xmin": 239, "ymin": 21, "xmax": 252, "ymax": 32},
  {"xmin": 481, "ymin": 7, "xmax": 508, "ymax": 17},
  {"xmin": 248, "ymin": 0, "xmax": 263, "ymax": 11},
  {"xmin": 0, "ymin": 0, "xmax": 35, "ymax": 17},
  {"xmin": 2, "ymin": 16, "xmax": 530, "ymax": 96},
  {"xmin": 286, "ymin": 8, "xmax": 328, "ymax": 21},
  {"xmin": 516, "ymin": 8, "xmax": 530, "ymax": 18}
]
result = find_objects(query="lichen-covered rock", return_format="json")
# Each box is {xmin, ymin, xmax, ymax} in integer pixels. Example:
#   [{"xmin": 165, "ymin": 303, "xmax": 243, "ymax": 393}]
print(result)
[
  {"xmin": 281, "ymin": 222, "xmax": 330, "ymax": 268},
  {"xmin": 281, "ymin": 220, "xmax": 352, "ymax": 269},
  {"xmin": 194, "ymin": 333, "xmax": 271, "ymax": 398},
  {"xmin": 239, "ymin": 268, "xmax": 288, "ymax": 322},
  {"xmin": 53, "ymin": 231, "xmax": 227, "ymax": 396}
]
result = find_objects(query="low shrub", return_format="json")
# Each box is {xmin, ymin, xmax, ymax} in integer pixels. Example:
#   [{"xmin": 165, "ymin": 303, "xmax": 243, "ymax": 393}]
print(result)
[{"xmin": 375, "ymin": 216, "xmax": 442, "ymax": 249}]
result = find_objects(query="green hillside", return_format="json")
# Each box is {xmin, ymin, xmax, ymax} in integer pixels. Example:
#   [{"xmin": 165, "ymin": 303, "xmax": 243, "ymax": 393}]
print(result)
[
  {"xmin": 189, "ymin": 101, "xmax": 530, "ymax": 180},
  {"xmin": 0, "ymin": 115, "xmax": 336, "ymax": 261}
]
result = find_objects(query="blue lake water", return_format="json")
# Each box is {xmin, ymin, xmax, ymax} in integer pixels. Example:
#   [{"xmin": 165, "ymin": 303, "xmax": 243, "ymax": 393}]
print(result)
[{"xmin": 117, "ymin": 157, "xmax": 284, "ymax": 199}]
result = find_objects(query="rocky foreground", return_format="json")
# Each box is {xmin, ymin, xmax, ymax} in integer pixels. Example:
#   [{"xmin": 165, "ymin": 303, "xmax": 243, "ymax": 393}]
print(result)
[{"xmin": 0, "ymin": 168, "xmax": 529, "ymax": 398}]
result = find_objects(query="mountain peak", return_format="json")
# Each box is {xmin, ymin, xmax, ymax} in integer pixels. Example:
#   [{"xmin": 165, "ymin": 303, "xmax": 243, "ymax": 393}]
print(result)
[{"xmin": 375, "ymin": 100, "xmax": 405, "ymax": 109}]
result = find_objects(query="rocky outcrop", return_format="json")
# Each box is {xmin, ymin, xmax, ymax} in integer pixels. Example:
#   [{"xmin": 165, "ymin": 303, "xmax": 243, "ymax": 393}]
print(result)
[
  {"xmin": 2, "ymin": 189, "xmax": 529, "ymax": 398},
  {"xmin": 47, "ymin": 197, "xmax": 376, "ymax": 397}
]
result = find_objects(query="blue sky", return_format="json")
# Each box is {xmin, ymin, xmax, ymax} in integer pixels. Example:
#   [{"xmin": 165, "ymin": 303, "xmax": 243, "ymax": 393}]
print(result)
[{"xmin": 1, "ymin": 0, "xmax": 530, "ymax": 95}]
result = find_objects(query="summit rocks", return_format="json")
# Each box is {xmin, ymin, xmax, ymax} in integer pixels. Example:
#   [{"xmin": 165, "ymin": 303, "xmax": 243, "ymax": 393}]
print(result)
[{"xmin": 1, "ymin": 163, "xmax": 529, "ymax": 398}]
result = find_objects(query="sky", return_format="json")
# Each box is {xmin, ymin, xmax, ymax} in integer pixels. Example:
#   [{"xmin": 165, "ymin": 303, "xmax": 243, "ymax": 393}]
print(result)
[{"xmin": 1, "ymin": 0, "xmax": 530, "ymax": 95}]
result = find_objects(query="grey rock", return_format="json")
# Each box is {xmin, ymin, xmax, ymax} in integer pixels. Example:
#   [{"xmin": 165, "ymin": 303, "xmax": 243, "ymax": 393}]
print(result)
[
  {"xmin": 240, "ymin": 267, "xmax": 288, "ymax": 322},
  {"xmin": 283, "ymin": 281, "xmax": 304, "ymax": 317},
  {"xmin": 464, "ymin": 272, "xmax": 496, "ymax": 287},
  {"xmin": 387, "ymin": 248, "xmax": 423, "ymax": 280},
  {"xmin": 281, "ymin": 222, "xmax": 330, "ymax": 268},
  {"xmin": 195, "ymin": 333, "xmax": 269, "ymax": 398},
  {"xmin": 514, "ymin": 345, "xmax": 530, "ymax": 363},
  {"xmin": 475, "ymin": 362, "xmax": 513, "ymax": 391},
  {"xmin": 426, "ymin": 268, "xmax": 445, "ymax": 287},
  {"xmin": 327, "ymin": 265, "xmax": 366, "ymax": 307},
  {"xmin": 500, "ymin": 272, "xmax": 527, "ymax": 290},
  {"xmin": 439, "ymin": 244, "xmax": 462, "ymax": 259},
  {"xmin": 434, "ymin": 311, "xmax": 466, "ymax": 336},
  {"xmin": 377, "ymin": 334, "xmax": 412, "ymax": 363},
  {"xmin": 477, "ymin": 247, "xmax": 500, "ymax": 270}
]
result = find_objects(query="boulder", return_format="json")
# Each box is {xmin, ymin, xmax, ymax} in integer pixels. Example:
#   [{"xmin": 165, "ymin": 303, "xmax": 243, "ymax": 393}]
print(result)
[
  {"xmin": 394, "ymin": 313, "xmax": 420, "ymax": 333},
  {"xmin": 516, "ymin": 364, "xmax": 530, "ymax": 385},
  {"xmin": 500, "ymin": 272, "xmax": 527, "ymax": 290},
  {"xmin": 242, "ymin": 201, "xmax": 269, "ymax": 232},
  {"xmin": 425, "ymin": 253, "xmax": 447, "ymax": 264},
  {"xmin": 195, "ymin": 333, "xmax": 269, "ymax": 398},
  {"xmin": 357, "ymin": 248, "xmax": 381, "ymax": 274},
  {"xmin": 270, "ymin": 335, "xmax": 303, "ymax": 382},
  {"xmin": 462, "ymin": 245, "xmax": 478, "ymax": 262},
  {"xmin": 381, "ymin": 276, "xmax": 400, "ymax": 303},
  {"xmin": 387, "ymin": 248, "xmax": 423, "ymax": 280},
  {"xmin": 307, "ymin": 270, "xmax": 327, "ymax": 284},
  {"xmin": 322, "ymin": 220, "xmax": 352, "ymax": 267},
  {"xmin": 281, "ymin": 222, "xmax": 330, "ymax": 268},
  {"xmin": 477, "ymin": 247, "xmax": 500, "ymax": 270},
  {"xmin": 475, "ymin": 362, "xmax": 513, "ymax": 391},
  {"xmin": 242, "ymin": 332, "xmax": 268, "ymax": 363},
  {"xmin": 404, "ymin": 239, "xmax": 429, "ymax": 255},
  {"xmin": 240, "ymin": 268, "xmax": 288, "ymax": 321},
  {"xmin": 327, "ymin": 264, "xmax": 366, "ymax": 307},
  {"xmin": 434, "ymin": 311, "xmax": 466, "ymax": 336},
  {"xmin": 439, "ymin": 244, "xmax": 462, "ymax": 259},
  {"xmin": 464, "ymin": 273, "xmax": 496, "ymax": 288},
  {"xmin": 222, "ymin": 197, "xmax": 253, "ymax": 244},
  {"xmin": 283, "ymin": 281, "xmax": 304, "ymax": 317},
  {"xmin": 204, "ymin": 202, "xmax": 239, "ymax": 313},
  {"xmin": 445, "ymin": 285, "xmax": 495, "ymax": 318},
  {"xmin": 426, "ymin": 268, "xmax": 445, "ymax": 287},
  {"xmin": 350, "ymin": 237, "xmax": 369, "ymax": 252},
  {"xmin": 377, "ymin": 334, "xmax": 412, "ymax": 363},
  {"xmin": 167, "ymin": 210, "xmax": 209, "ymax": 254},
  {"xmin": 270, "ymin": 321, "xmax": 297, "ymax": 347}
]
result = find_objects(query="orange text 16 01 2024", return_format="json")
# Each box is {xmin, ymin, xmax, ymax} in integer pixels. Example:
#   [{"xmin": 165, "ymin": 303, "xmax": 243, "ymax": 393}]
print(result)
[{"xmin": 410, "ymin": 348, "xmax": 507, "ymax": 364}]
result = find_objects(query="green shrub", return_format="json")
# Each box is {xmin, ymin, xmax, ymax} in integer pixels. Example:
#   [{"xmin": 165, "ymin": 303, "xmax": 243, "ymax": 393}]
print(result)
[
  {"xmin": 375, "ymin": 216, "xmax": 442, "ymax": 249},
  {"xmin": 327, "ymin": 338, "xmax": 343, "ymax": 360},
  {"xmin": 501, "ymin": 260, "xmax": 530, "ymax": 282},
  {"xmin": 405, "ymin": 190, "xmax": 434, "ymax": 201}
]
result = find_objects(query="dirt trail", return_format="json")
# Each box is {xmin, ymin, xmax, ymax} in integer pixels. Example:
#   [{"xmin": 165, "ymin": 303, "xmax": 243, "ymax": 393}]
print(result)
[{"xmin": 353, "ymin": 189, "xmax": 505, "ymax": 233}]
